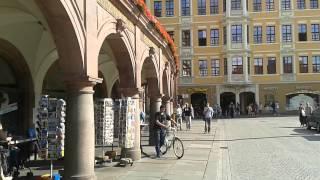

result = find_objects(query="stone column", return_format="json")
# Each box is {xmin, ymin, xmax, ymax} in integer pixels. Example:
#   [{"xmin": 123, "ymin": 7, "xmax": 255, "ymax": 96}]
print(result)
[
  {"xmin": 120, "ymin": 88, "xmax": 142, "ymax": 161},
  {"xmin": 243, "ymin": 54, "xmax": 249, "ymax": 82},
  {"xmin": 236, "ymin": 91, "xmax": 240, "ymax": 105},
  {"xmin": 64, "ymin": 80, "xmax": 96, "ymax": 180},
  {"xmin": 228, "ymin": 55, "xmax": 232, "ymax": 82},
  {"xmin": 242, "ymin": 0, "xmax": 247, "ymax": 15},
  {"xmin": 170, "ymin": 100, "xmax": 174, "ymax": 116},
  {"xmin": 243, "ymin": 23, "xmax": 248, "ymax": 49},
  {"xmin": 216, "ymin": 85, "xmax": 220, "ymax": 105},
  {"xmin": 227, "ymin": 23, "xmax": 232, "ymax": 50},
  {"xmin": 149, "ymin": 96, "xmax": 162, "ymax": 145},
  {"xmin": 226, "ymin": 0, "xmax": 231, "ymax": 17},
  {"xmin": 255, "ymin": 84, "xmax": 260, "ymax": 105},
  {"xmin": 162, "ymin": 97, "xmax": 171, "ymax": 115}
]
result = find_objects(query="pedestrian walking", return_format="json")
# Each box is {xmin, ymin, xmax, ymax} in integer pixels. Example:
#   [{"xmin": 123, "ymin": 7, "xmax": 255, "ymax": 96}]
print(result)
[
  {"xmin": 203, "ymin": 103, "xmax": 214, "ymax": 133},
  {"xmin": 154, "ymin": 105, "xmax": 171, "ymax": 158},
  {"xmin": 183, "ymin": 103, "xmax": 192, "ymax": 130},
  {"xmin": 305, "ymin": 102, "xmax": 313, "ymax": 121},
  {"xmin": 298, "ymin": 103, "xmax": 306, "ymax": 127},
  {"xmin": 176, "ymin": 104, "xmax": 183, "ymax": 131},
  {"xmin": 229, "ymin": 102, "xmax": 235, "ymax": 118}
]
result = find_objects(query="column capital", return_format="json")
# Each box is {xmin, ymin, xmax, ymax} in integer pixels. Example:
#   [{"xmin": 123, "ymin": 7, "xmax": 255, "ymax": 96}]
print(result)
[{"xmin": 65, "ymin": 76, "xmax": 102, "ymax": 94}]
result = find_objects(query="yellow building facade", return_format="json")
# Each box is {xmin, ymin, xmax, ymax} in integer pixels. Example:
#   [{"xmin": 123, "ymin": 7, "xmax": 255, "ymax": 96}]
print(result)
[{"xmin": 148, "ymin": 0, "xmax": 320, "ymax": 115}]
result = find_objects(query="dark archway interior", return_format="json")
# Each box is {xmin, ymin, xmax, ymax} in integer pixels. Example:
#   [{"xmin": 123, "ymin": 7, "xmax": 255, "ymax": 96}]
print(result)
[
  {"xmin": 220, "ymin": 92, "xmax": 235, "ymax": 115},
  {"xmin": 191, "ymin": 93, "xmax": 207, "ymax": 118},
  {"xmin": 102, "ymin": 34, "xmax": 135, "ymax": 89},
  {"xmin": 240, "ymin": 92, "xmax": 255, "ymax": 114},
  {"xmin": 42, "ymin": 61, "xmax": 66, "ymax": 99},
  {"xmin": 0, "ymin": 39, "xmax": 35, "ymax": 135},
  {"xmin": 111, "ymin": 80, "xmax": 121, "ymax": 99},
  {"xmin": 94, "ymin": 71, "xmax": 108, "ymax": 99}
]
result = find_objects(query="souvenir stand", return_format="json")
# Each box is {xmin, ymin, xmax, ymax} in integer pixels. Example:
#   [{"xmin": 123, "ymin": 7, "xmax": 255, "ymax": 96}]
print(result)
[
  {"xmin": 36, "ymin": 95, "xmax": 66, "ymax": 178},
  {"xmin": 94, "ymin": 98, "xmax": 114, "ymax": 163},
  {"xmin": 116, "ymin": 98, "xmax": 136, "ymax": 149}
]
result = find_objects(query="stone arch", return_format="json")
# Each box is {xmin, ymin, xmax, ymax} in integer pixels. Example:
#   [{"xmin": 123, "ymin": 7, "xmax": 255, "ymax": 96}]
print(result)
[
  {"xmin": 36, "ymin": 0, "xmax": 86, "ymax": 76},
  {"xmin": 139, "ymin": 48, "xmax": 160, "ymax": 82},
  {"xmin": 0, "ymin": 39, "xmax": 35, "ymax": 134},
  {"xmin": 97, "ymin": 23, "xmax": 136, "ymax": 89}
]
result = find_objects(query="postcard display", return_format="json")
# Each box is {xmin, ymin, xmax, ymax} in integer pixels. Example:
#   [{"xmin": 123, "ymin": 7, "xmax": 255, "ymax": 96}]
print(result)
[
  {"xmin": 37, "ymin": 95, "xmax": 66, "ymax": 160},
  {"xmin": 114, "ymin": 98, "xmax": 136, "ymax": 149},
  {"xmin": 94, "ymin": 98, "xmax": 114, "ymax": 146}
]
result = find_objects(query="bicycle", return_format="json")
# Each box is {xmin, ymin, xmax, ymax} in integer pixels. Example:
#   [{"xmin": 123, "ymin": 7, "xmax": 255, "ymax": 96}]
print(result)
[{"xmin": 160, "ymin": 127, "xmax": 184, "ymax": 159}]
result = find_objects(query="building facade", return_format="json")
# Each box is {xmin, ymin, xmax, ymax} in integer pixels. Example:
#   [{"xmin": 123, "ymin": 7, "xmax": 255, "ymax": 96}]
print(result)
[
  {"xmin": 0, "ymin": 0, "xmax": 177, "ymax": 179},
  {"xmin": 149, "ymin": 0, "xmax": 320, "ymax": 115}
]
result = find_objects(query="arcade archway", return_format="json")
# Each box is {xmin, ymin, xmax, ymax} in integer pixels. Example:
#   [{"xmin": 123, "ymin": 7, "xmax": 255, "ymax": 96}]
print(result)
[
  {"xmin": 220, "ymin": 92, "xmax": 235, "ymax": 116},
  {"xmin": 191, "ymin": 93, "xmax": 207, "ymax": 119}
]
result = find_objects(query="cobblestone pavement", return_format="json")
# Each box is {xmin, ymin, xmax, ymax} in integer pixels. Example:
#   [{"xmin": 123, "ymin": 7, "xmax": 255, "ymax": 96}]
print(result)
[
  {"xmin": 220, "ymin": 116, "xmax": 320, "ymax": 180},
  {"xmin": 96, "ymin": 116, "xmax": 320, "ymax": 180}
]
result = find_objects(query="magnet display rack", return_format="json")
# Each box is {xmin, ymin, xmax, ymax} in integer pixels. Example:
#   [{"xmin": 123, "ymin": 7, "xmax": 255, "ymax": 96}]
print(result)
[
  {"xmin": 36, "ymin": 95, "xmax": 66, "ymax": 177},
  {"xmin": 94, "ymin": 98, "xmax": 114, "ymax": 162}
]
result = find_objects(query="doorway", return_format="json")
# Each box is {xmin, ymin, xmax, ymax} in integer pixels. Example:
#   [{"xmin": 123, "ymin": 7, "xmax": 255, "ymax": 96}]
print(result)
[
  {"xmin": 191, "ymin": 93, "xmax": 207, "ymax": 119},
  {"xmin": 240, "ymin": 92, "xmax": 255, "ymax": 114}
]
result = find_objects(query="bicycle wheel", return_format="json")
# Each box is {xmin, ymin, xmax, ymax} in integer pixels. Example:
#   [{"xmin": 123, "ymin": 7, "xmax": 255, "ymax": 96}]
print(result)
[{"xmin": 173, "ymin": 137, "xmax": 184, "ymax": 159}]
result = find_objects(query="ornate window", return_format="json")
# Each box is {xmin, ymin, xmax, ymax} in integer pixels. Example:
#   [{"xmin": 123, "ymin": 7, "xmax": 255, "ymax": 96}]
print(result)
[
  {"xmin": 154, "ymin": 1, "xmax": 162, "ymax": 17},
  {"xmin": 166, "ymin": 0, "xmax": 174, "ymax": 16},
  {"xmin": 299, "ymin": 56, "xmax": 308, "ymax": 73},
  {"xmin": 283, "ymin": 56, "xmax": 293, "ymax": 73},
  {"xmin": 211, "ymin": 59, "xmax": 220, "ymax": 76},
  {"xmin": 199, "ymin": 60, "xmax": 208, "ymax": 76},
  {"xmin": 254, "ymin": 58, "xmax": 263, "ymax": 74},
  {"xmin": 232, "ymin": 57, "xmax": 243, "ymax": 74}
]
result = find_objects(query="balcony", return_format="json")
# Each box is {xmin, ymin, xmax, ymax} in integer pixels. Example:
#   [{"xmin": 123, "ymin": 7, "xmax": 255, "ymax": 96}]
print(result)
[{"xmin": 231, "ymin": 10, "xmax": 243, "ymax": 16}]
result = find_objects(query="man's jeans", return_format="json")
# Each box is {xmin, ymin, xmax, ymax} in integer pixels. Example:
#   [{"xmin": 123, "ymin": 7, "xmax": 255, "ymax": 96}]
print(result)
[
  {"xmin": 155, "ymin": 129, "xmax": 165, "ymax": 157},
  {"xmin": 204, "ymin": 117, "xmax": 211, "ymax": 133}
]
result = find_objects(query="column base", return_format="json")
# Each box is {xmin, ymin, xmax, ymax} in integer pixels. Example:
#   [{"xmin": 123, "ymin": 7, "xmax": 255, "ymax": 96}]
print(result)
[{"xmin": 121, "ymin": 148, "xmax": 141, "ymax": 161}]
